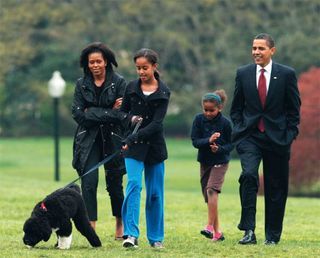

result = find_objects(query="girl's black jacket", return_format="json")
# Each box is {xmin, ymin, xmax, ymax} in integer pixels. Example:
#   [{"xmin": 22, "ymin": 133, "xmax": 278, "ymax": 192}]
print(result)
[
  {"xmin": 191, "ymin": 112, "xmax": 233, "ymax": 166},
  {"xmin": 71, "ymin": 71, "xmax": 130, "ymax": 174},
  {"xmin": 121, "ymin": 78, "xmax": 170, "ymax": 165}
]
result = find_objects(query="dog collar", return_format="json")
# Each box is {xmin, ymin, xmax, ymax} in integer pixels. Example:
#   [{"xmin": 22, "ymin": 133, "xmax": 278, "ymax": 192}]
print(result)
[{"xmin": 40, "ymin": 202, "xmax": 47, "ymax": 211}]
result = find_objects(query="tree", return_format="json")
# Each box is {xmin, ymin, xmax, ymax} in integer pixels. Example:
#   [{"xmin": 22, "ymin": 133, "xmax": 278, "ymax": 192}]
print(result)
[
  {"xmin": 290, "ymin": 67, "xmax": 320, "ymax": 196},
  {"xmin": 0, "ymin": 0, "xmax": 319, "ymax": 136}
]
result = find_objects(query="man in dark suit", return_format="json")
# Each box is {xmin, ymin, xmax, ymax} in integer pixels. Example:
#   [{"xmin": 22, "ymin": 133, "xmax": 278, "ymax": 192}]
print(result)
[{"xmin": 230, "ymin": 33, "xmax": 301, "ymax": 245}]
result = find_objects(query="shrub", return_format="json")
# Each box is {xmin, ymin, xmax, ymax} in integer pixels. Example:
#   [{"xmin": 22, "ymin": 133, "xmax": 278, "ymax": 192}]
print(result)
[{"xmin": 289, "ymin": 67, "xmax": 320, "ymax": 196}]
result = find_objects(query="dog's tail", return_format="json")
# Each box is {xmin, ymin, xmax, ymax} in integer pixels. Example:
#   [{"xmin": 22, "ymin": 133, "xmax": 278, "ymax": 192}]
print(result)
[{"xmin": 67, "ymin": 184, "xmax": 81, "ymax": 194}]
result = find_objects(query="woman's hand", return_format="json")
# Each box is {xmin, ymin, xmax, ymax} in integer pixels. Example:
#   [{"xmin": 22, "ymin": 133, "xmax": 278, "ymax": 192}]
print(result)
[{"xmin": 113, "ymin": 97, "xmax": 123, "ymax": 109}]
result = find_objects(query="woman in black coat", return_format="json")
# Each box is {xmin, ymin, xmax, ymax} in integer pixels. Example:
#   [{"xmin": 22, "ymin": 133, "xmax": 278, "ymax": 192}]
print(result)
[{"xmin": 72, "ymin": 42, "xmax": 130, "ymax": 238}]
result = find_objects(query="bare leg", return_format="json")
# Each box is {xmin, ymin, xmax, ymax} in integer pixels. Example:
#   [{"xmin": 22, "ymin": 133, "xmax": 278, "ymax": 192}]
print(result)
[
  {"xmin": 212, "ymin": 192, "xmax": 220, "ymax": 233},
  {"xmin": 207, "ymin": 189, "xmax": 219, "ymax": 233},
  {"xmin": 90, "ymin": 221, "xmax": 96, "ymax": 230},
  {"xmin": 115, "ymin": 217, "xmax": 123, "ymax": 238}
]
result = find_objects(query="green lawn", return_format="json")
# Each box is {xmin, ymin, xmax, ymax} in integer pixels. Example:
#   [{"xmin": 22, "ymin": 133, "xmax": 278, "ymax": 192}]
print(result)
[{"xmin": 0, "ymin": 137, "xmax": 319, "ymax": 258}]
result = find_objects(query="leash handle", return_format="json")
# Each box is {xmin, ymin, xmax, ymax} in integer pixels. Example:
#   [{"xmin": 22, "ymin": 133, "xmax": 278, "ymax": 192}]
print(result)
[
  {"xmin": 132, "ymin": 118, "xmax": 143, "ymax": 134},
  {"xmin": 111, "ymin": 118, "xmax": 143, "ymax": 141}
]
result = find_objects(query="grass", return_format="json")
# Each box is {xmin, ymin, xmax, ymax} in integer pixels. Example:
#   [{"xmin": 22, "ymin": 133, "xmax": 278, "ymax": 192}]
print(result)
[{"xmin": 0, "ymin": 137, "xmax": 319, "ymax": 258}]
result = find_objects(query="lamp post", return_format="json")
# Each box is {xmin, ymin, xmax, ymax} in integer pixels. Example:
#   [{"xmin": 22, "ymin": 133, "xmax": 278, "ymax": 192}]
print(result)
[{"xmin": 48, "ymin": 71, "xmax": 66, "ymax": 181}]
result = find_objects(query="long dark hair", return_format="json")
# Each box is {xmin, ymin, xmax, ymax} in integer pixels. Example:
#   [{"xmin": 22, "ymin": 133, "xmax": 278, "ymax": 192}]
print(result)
[
  {"xmin": 80, "ymin": 42, "xmax": 118, "ymax": 75},
  {"xmin": 133, "ymin": 48, "xmax": 160, "ymax": 80}
]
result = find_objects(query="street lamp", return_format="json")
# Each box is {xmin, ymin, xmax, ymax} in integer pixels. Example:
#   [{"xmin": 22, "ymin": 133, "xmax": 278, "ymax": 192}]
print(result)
[{"xmin": 48, "ymin": 71, "xmax": 66, "ymax": 181}]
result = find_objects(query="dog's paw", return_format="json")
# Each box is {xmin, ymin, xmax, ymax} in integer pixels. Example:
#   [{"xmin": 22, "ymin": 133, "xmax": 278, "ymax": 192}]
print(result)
[
  {"xmin": 57, "ymin": 246, "xmax": 70, "ymax": 250},
  {"xmin": 57, "ymin": 235, "xmax": 72, "ymax": 249}
]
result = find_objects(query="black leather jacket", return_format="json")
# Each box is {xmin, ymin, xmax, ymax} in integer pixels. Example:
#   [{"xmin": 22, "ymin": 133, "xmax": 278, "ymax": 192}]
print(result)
[{"xmin": 72, "ymin": 71, "xmax": 130, "ymax": 174}]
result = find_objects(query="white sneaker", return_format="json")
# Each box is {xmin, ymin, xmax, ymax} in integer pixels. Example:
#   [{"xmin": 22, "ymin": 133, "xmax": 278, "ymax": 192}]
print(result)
[
  {"xmin": 123, "ymin": 236, "xmax": 138, "ymax": 248},
  {"xmin": 151, "ymin": 241, "xmax": 164, "ymax": 249}
]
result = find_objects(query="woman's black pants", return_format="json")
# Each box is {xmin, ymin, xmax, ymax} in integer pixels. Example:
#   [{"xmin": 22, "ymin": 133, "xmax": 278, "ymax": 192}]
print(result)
[{"xmin": 81, "ymin": 141, "xmax": 124, "ymax": 221}]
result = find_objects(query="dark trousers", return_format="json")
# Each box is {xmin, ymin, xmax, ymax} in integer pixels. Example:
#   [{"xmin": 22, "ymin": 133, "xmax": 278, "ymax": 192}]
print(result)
[
  {"xmin": 236, "ymin": 130, "xmax": 290, "ymax": 242},
  {"xmin": 81, "ymin": 141, "xmax": 124, "ymax": 221}
]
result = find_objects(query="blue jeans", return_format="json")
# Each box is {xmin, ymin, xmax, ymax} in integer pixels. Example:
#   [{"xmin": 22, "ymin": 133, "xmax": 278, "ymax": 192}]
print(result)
[{"xmin": 122, "ymin": 158, "xmax": 164, "ymax": 244}]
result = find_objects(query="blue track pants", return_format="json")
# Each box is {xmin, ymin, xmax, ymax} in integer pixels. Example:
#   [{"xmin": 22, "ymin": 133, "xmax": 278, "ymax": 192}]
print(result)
[{"xmin": 122, "ymin": 158, "xmax": 164, "ymax": 244}]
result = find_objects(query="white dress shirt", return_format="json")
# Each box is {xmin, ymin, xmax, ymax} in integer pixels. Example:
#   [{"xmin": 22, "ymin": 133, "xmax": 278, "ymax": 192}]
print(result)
[{"xmin": 256, "ymin": 60, "xmax": 272, "ymax": 92}]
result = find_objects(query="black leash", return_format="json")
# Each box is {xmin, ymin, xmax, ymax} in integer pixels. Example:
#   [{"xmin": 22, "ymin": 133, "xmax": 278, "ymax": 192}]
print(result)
[
  {"xmin": 64, "ymin": 150, "xmax": 121, "ymax": 189},
  {"xmin": 64, "ymin": 118, "xmax": 143, "ymax": 189}
]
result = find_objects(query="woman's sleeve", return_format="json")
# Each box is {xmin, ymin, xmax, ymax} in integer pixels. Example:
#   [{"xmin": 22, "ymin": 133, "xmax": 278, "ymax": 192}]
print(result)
[
  {"xmin": 71, "ymin": 80, "xmax": 96, "ymax": 128},
  {"xmin": 120, "ymin": 84, "xmax": 131, "ymax": 113},
  {"xmin": 72, "ymin": 79, "xmax": 130, "ymax": 127},
  {"xmin": 84, "ymin": 107, "xmax": 129, "ymax": 125}
]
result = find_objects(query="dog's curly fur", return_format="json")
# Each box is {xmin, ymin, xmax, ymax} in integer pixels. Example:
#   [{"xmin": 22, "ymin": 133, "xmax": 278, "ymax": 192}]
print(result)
[{"xmin": 23, "ymin": 184, "xmax": 101, "ymax": 249}]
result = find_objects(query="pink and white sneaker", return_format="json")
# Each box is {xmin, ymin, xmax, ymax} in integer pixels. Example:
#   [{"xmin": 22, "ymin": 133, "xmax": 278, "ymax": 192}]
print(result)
[
  {"xmin": 200, "ymin": 225, "xmax": 214, "ymax": 239},
  {"xmin": 212, "ymin": 232, "xmax": 225, "ymax": 242}
]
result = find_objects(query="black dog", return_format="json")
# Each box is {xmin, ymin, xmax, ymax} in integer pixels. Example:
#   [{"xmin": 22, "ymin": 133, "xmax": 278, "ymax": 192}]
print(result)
[{"xmin": 23, "ymin": 184, "xmax": 101, "ymax": 249}]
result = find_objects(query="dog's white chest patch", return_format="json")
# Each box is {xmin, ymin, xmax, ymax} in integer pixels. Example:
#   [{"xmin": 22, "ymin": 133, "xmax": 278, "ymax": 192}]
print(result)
[{"xmin": 57, "ymin": 234, "xmax": 72, "ymax": 249}]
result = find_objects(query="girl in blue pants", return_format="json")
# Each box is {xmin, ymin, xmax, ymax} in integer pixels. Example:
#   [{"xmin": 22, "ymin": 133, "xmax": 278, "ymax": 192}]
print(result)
[
  {"xmin": 120, "ymin": 48, "xmax": 170, "ymax": 248},
  {"xmin": 122, "ymin": 159, "xmax": 164, "ymax": 246}
]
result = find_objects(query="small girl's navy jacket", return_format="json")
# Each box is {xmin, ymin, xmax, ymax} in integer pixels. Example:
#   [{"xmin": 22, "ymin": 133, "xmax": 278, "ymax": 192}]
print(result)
[{"xmin": 191, "ymin": 112, "xmax": 233, "ymax": 166}]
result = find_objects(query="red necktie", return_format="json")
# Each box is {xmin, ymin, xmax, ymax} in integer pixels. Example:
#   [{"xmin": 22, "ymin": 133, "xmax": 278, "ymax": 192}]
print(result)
[{"xmin": 258, "ymin": 69, "xmax": 266, "ymax": 132}]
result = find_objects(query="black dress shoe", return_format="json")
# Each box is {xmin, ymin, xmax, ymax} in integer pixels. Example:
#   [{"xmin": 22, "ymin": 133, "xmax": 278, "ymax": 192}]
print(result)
[
  {"xmin": 238, "ymin": 230, "xmax": 257, "ymax": 245},
  {"xmin": 264, "ymin": 240, "xmax": 277, "ymax": 245}
]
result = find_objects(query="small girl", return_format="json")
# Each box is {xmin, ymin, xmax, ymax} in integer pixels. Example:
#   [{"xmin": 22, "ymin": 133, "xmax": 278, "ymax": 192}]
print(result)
[{"xmin": 191, "ymin": 90, "xmax": 233, "ymax": 242}]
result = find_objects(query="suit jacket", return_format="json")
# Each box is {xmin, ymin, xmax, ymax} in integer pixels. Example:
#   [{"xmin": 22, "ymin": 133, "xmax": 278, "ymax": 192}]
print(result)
[{"xmin": 230, "ymin": 62, "xmax": 301, "ymax": 146}]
